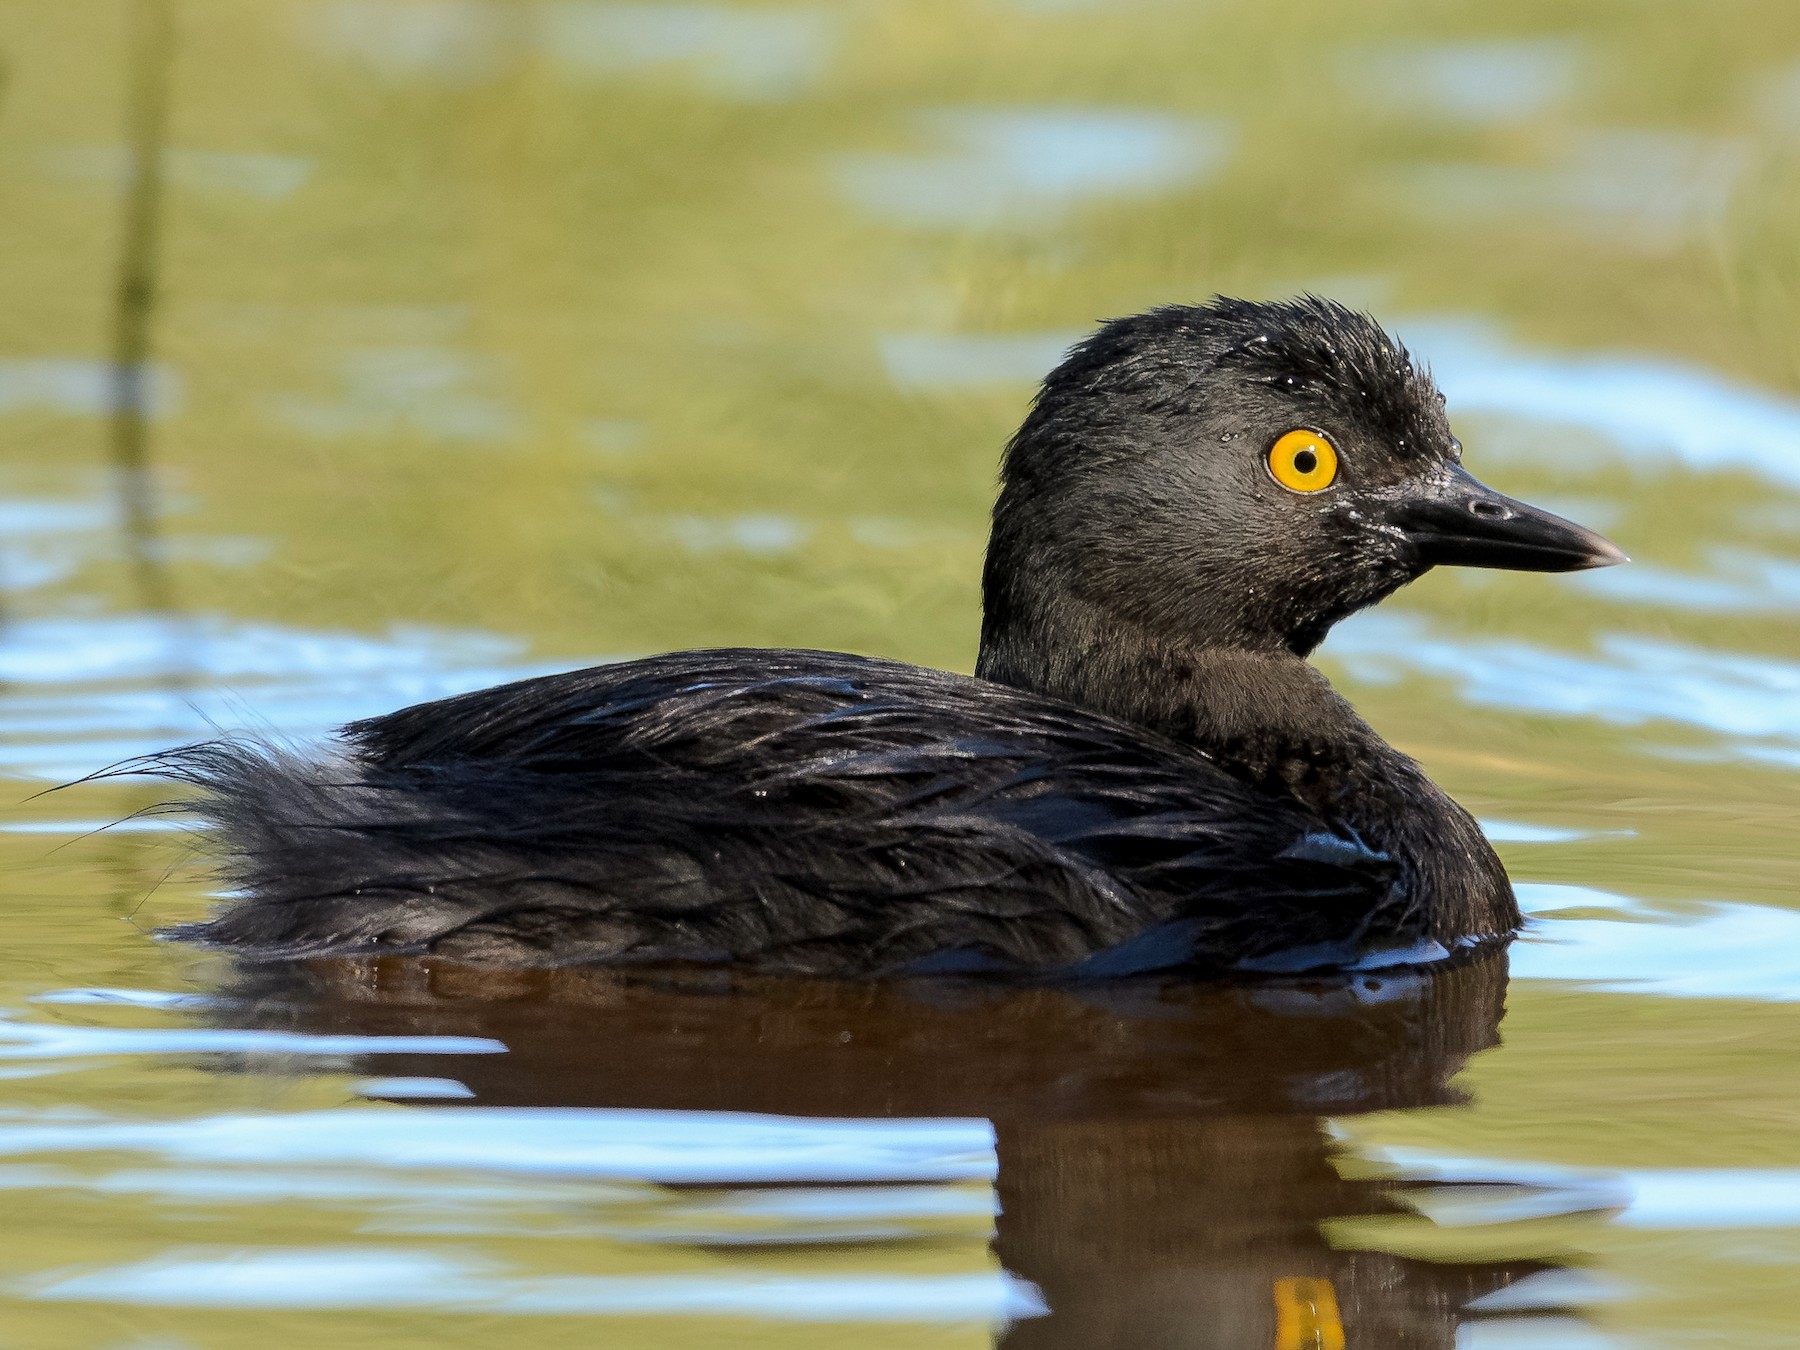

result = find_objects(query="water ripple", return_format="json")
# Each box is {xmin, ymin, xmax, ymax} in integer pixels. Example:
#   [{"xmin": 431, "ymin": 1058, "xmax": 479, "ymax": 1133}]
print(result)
[
  {"xmin": 0, "ymin": 1107, "xmax": 996, "ymax": 1184},
  {"xmin": 1327, "ymin": 610, "xmax": 1800, "ymax": 758},
  {"xmin": 1515, "ymin": 883, "xmax": 1800, "ymax": 1002},
  {"xmin": 24, "ymin": 1248, "xmax": 1045, "ymax": 1319},
  {"xmin": 0, "ymin": 1016, "xmax": 502, "ymax": 1061},
  {"xmin": 1407, "ymin": 316, "xmax": 1800, "ymax": 485},
  {"xmin": 0, "ymin": 614, "xmax": 580, "ymax": 780},
  {"xmin": 837, "ymin": 108, "xmax": 1232, "ymax": 227},
  {"xmin": 1352, "ymin": 1144, "xmax": 1800, "ymax": 1230},
  {"xmin": 1339, "ymin": 38, "xmax": 1583, "ymax": 126}
]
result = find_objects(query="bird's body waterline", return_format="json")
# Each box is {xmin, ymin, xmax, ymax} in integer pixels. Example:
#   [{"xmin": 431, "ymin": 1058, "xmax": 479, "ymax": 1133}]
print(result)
[{"xmin": 145, "ymin": 297, "xmax": 1622, "ymax": 977}]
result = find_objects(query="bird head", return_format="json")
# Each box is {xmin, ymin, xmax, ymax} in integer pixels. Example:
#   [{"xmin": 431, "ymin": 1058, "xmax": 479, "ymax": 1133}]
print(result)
[{"xmin": 981, "ymin": 296, "xmax": 1623, "ymax": 663}]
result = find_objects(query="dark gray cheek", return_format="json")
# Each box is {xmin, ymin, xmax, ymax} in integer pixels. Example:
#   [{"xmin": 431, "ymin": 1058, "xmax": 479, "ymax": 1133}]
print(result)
[
  {"xmin": 1322, "ymin": 500, "xmax": 1407, "ymax": 561},
  {"xmin": 1313, "ymin": 503, "xmax": 1382, "ymax": 558},
  {"xmin": 1324, "ymin": 516, "xmax": 1419, "ymax": 600}
]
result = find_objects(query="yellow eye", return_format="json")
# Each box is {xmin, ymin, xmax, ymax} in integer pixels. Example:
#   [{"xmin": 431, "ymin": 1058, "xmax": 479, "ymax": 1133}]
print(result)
[{"xmin": 1267, "ymin": 429, "xmax": 1339, "ymax": 493}]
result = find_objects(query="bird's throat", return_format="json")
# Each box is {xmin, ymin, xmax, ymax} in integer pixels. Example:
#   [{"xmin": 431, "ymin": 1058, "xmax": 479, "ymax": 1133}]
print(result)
[{"xmin": 976, "ymin": 604, "xmax": 1376, "ymax": 779}]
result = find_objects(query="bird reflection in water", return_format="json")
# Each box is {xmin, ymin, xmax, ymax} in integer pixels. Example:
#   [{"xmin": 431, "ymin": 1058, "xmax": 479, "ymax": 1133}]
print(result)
[{"xmin": 222, "ymin": 949, "xmax": 1565, "ymax": 1347}]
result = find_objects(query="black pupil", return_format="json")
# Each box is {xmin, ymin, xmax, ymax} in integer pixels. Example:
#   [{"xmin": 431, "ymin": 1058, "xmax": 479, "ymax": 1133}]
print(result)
[{"xmin": 1292, "ymin": 448, "xmax": 1317, "ymax": 475}]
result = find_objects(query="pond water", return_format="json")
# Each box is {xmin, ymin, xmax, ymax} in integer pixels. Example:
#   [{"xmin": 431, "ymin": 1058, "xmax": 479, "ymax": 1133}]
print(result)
[{"xmin": 2, "ymin": 0, "xmax": 1800, "ymax": 1345}]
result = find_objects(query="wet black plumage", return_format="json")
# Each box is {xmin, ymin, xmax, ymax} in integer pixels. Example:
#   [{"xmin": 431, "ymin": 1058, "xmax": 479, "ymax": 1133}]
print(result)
[{"xmin": 146, "ymin": 297, "xmax": 1623, "ymax": 976}]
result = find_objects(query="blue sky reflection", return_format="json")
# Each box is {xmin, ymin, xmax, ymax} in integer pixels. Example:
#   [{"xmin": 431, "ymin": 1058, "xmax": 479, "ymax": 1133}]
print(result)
[
  {"xmin": 1340, "ymin": 39, "xmax": 1584, "ymax": 126},
  {"xmin": 1407, "ymin": 316, "xmax": 1800, "ymax": 486},
  {"xmin": 838, "ymin": 108, "xmax": 1232, "ymax": 227}
]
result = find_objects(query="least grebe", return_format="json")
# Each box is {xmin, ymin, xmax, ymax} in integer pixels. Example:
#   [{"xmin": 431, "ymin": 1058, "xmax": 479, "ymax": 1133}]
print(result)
[{"xmin": 151, "ymin": 297, "xmax": 1622, "ymax": 976}]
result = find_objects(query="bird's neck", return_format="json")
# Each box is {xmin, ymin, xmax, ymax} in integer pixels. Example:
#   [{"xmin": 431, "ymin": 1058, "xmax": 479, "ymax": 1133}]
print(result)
[{"xmin": 977, "ymin": 596, "xmax": 1372, "ymax": 765}]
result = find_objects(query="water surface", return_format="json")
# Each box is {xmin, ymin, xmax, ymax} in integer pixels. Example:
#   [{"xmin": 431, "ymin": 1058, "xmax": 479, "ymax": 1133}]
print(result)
[{"xmin": 3, "ymin": 0, "xmax": 1800, "ymax": 1344}]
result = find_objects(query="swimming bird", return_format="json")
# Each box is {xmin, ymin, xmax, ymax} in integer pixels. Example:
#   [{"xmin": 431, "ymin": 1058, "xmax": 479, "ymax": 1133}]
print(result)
[{"xmin": 152, "ymin": 297, "xmax": 1623, "ymax": 977}]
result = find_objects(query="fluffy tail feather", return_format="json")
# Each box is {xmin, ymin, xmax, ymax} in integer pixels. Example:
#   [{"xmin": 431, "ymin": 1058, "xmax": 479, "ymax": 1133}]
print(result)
[{"xmin": 138, "ymin": 739, "xmax": 504, "ymax": 956}]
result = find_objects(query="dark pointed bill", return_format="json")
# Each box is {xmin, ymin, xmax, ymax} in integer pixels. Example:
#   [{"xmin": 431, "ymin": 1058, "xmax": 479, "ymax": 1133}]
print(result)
[{"xmin": 1388, "ymin": 465, "xmax": 1627, "ymax": 573}]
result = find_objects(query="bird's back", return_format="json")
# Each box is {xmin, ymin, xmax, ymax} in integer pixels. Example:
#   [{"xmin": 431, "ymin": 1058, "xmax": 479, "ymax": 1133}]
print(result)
[{"xmin": 159, "ymin": 649, "xmax": 1405, "ymax": 975}]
